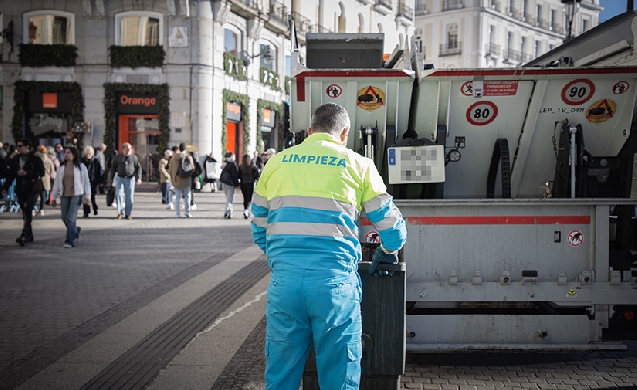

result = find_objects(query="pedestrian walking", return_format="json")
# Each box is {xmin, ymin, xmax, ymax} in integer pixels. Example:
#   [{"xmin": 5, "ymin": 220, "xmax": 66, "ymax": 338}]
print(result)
[
  {"xmin": 82, "ymin": 146, "xmax": 103, "ymax": 217},
  {"xmin": 251, "ymin": 102, "xmax": 407, "ymax": 390},
  {"xmin": 189, "ymin": 151, "xmax": 202, "ymax": 210},
  {"xmin": 168, "ymin": 143, "xmax": 194, "ymax": 218},
  {"xmin": 203, "ymin": 153, "xmax": 219, "ymax": 192},
  {"xmin": 219, "ymin": 151, "xmax": 239, "ymax": 219},
  {"xmin": 1, "ymin": 139, "xmax": 45, "ymax": 246},
  {"xmin": 34, "ymin": 145, "xmax": 54, "ymax": 216},
  {"xmin": 109, "ymin": 142, "xmax": 142, "ymax": 220},
  {"xmin": 238, "ymin": 154, "xmax": 259, "ymax": 219},
  {"xmin": 95, "ymin": 143, "xmax": 107, "ymax": 194},
  {"xmin": 159, "ymin": 149, "xmax": 172, "ymax": 205},
  {"xmin": 47, "ymin": 146, "xmax": 60, "ymax": 198},
  {"xmin": 51, "ymin": 146, "xmax": 91, "ymax": 248}
]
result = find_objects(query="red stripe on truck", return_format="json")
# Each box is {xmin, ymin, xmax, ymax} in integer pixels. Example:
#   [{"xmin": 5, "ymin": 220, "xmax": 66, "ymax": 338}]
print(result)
[{"xmin": 359, "ymin": 216, "xmax": 590, "ymax": 226}]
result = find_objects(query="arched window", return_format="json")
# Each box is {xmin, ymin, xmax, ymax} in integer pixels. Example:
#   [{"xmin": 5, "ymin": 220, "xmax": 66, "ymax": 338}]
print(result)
[
  {"xmin": 24, "ymin": 10, "xmax": 75, "ymax": 44},
  {"xmin": 260, "ymin": 40, "xmax": 277, "ymax": 71},
  {"xmin": 224, "ymin": 24, "xmax": 242, "ymax": 57},
  {"xmin": 115, "ymin": 11, "xmax": 163, "ymax": 46}
]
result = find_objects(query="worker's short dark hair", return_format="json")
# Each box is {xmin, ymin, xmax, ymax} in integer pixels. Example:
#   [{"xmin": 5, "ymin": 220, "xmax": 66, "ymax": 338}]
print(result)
[{"xmin": 179, "ymin": 143, "xmax": 186, "ymax": 152}]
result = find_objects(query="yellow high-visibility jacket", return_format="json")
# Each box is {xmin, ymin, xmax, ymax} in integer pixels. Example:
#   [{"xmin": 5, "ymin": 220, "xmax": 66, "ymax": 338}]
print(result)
[{"xmin": 251, "ymin": 132, "xmax": 406, "ymax": 272}]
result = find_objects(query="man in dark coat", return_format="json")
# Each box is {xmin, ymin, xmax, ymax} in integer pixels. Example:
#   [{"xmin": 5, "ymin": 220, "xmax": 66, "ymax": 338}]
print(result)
[{"xmin": 1, "ymin": 138, "xmax": 45, "ymax": 246}]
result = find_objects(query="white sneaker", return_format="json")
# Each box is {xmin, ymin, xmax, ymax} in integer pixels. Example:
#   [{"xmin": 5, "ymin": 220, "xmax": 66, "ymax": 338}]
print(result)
[
  {"xmin": 243, "ymin": 210, "xmax": 249, "ymax": 219},
  {"xmin": 63, "ymin": 243, "xmax": 73, "ymax": 248},
  {"xmin": 191, "ymin": 204, "xmax": 197, "ymax": 210},
  {"xmin": 37, "ymin": 210, "xmax": 44, "ymax": 216},
  {"xmin": 185, "ymin": 213, "xmax": 192, "ymax": 218},
  {"xmin": 167, "ymin": 203, "xmax": 174, "ymax": 210}
]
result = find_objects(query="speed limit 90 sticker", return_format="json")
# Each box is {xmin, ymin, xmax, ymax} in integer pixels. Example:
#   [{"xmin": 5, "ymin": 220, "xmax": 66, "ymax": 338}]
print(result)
[
  {"xmin": 561, "ymin": 79, "xmax": 595, "ymax": 105},
  {"xmin": 466, "ymin": 101, "xmax": 498, "ymax": 126}
]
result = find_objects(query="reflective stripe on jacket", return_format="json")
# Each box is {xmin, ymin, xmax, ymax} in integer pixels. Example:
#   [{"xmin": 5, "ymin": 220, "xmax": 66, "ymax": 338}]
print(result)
[{"xmin": 251, "ymin": 132, "xmax": 406, "ymax": 272}]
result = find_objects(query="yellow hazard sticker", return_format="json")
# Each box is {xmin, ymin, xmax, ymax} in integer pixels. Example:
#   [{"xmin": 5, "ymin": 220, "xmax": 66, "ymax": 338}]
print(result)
[
  {"xmin": 357, "ymin": 85, "xmax": 385, "ymax": 112},
  {"xmin": 567, "ymin": 287, "xmax": 577, "ymax": 298},
  {"xmin": 586, "ymin": 99, "xmax": 616, "ymax": 123}
]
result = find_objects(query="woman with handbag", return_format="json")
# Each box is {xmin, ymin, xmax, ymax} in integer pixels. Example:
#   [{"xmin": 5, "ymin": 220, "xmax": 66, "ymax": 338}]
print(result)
[{"xmin": 51, "ymin": 146, "xmax": 91, "ymax": 248}]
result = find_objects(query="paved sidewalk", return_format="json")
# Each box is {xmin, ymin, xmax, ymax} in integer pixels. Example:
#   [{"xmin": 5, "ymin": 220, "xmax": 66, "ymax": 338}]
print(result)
[{"xmin": 1, "ymin": 189, "xmax": 636, "ymax": 390}]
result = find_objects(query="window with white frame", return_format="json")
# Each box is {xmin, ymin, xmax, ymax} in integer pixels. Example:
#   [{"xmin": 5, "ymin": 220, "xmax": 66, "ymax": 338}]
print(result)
[
  {"xmin": 447, "ymin": 24, "xmax": 458, "ymax": 49},
  {"xmin": 115, "ymin": 11, "xmax": 162, "ymax": 46},
  {"xmin": 260, "ymin": 41, "xmax": 277, "ymax": 71},
  {"xmin": 24, "ymin": 11, "xmax": 75, "ymax": 44},
  {"xmin": 224, "ymin": 24, "xmax": 242, "ymax": 57}
]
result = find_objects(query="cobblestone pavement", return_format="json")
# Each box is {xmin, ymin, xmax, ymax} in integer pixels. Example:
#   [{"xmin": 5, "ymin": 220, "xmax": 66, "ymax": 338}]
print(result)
[{"xmin": 1, "ymin": 189, "xmax": 636, "ymax": 390}]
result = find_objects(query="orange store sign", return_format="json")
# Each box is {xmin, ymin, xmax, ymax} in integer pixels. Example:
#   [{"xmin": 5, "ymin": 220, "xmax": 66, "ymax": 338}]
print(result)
[
  {"xmin": 119, "ymin": 94, "xmax": 156, "ymax": 107},
  {"xmin": 43, "ymin": 93, "xmax": 58, "ymax": 109}
]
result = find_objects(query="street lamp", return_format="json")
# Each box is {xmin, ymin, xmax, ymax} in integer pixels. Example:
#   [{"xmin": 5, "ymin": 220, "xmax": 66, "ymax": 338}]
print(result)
[
  {"xmin": 242, "ymin": 46, "xmax": 273, "ymax": 67},
  {"xmin": 561, "ymin": 0, "xmax": 582, "ymax": 42}
]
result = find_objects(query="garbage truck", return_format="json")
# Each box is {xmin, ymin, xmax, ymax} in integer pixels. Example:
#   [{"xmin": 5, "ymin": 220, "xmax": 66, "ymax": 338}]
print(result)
[{"xmin": 295, "ymin": 30, "xmax": 637, "ymax": 388}]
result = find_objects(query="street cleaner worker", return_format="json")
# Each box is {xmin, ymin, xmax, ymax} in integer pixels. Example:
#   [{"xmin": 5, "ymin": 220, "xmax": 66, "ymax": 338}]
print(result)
[{"xmin": 251, "ymin": 102, "xmax": 407, "ymax": 390}]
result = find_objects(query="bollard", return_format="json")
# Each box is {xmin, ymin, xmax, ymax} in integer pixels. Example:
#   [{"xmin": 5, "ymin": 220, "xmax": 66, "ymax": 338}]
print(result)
[{"xmin": 302, "ymin": 245, "xmax": 406, "ymax": 389}]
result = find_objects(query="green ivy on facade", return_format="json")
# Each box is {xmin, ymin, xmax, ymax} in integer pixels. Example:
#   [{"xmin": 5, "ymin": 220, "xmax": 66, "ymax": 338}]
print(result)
[
  {"xmin": 260, "ymin": 67, "xmax": 281, "ymax": 91},
  {"xmin": 284, "ymin": 76, "xmax": 291, "ymax": 95},
  {"xmin": 12, "ymin": 81, "xmax": 84, "ymax": 143},
  {"xmin": 103, "ymin": 83, "xmax": 170, "ymax": 157},
  {"xmin": 222, "ymin": 89, "xmax": 250, "ymax": 156},
  {"xmin": 223, "ymin": 52, "xmax": 248, "ymax": 81},
  {"xmin": 109, "ymin": 46, "xmax": 166, "ymax": 68},
  {"xmin": 18, "ymin": 44, "xmax": 78, "ymax": 67}
]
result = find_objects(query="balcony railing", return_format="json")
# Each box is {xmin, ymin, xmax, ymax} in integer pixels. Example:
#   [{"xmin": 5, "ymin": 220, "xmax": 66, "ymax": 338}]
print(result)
[
  {"xmin": 504, "ymin": 48, "xmax": 521, "ymax": 62},
  {"xmin": 524, "ymin": 13, "xmax": 536, "ymax": 25},
  {"xmin": 269, "ymin": 1, "xmax": 287, "ymax": 25},
  {"xmin": 398, "ymin": 1, "xmax": 414, "ymax": 21},
  {"xmin": 522, "ymin": 52, "xmax": 533, "ymax": 63},
  {"xmin": 484, "ymin": 43, "xmax": 501, "ymax": 57},
  {"xmin": 292, "ymin": 11, "xmax": 311, "ymax": 32},
  {"xmin": 443, "ymin": 0, "xmax": 464, "ymax": 11},
  {"xmin": 538, "ymin": 18, "xmax": 549, "ymax": 30},
  {"xmin": 377, "ymin": 0, "xmax": 392, "ymax": 9},
  {"xmin": 310, "ymin": 24, "xmax": 333, "ymax": 33},
  {"xmin": 415, "ymin": 0, "xmax": 427, "ymax": 15},
  {"xmin": 505, "ymin": 7, "xmax": 522, "ymax": 21},
  {"xmin": 551, "ymin": 23, "xmax": 563, "ymax": 34},
  {"xmin": 439, "ymin": 42, "xmax": 462, "ymax": 56}
]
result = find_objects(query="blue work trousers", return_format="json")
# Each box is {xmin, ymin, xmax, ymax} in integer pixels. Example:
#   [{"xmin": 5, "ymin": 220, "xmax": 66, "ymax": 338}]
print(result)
[
  {"xmin": 60, "ymin": 195, "xmax": 81, "ymax": 246},
  {"xmin": 114, "ymin": 176, "xmax": 135, "ymax": 216},
  {"xmin": 265, "ymin": 268, "xmax": 362, "ymax": 390}
]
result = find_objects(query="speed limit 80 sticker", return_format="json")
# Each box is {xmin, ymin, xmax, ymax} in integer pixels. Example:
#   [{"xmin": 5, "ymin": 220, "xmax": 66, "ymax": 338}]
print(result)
[{"xmin": 466, "ymin": 101, "xmax": 498, "ymax": 126}]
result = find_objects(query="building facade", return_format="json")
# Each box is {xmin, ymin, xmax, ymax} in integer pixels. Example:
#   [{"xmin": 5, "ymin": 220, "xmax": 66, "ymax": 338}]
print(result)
[
  {"xmin": 414, "ymin": 0, "xmax": 602, "ymax": 68},
  {"xmin": 0, "ymin": 0, "xmax": 414, "ymax": 181}
]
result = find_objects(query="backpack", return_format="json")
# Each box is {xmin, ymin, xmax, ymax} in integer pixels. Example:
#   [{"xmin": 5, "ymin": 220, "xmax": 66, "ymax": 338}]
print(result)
[{"xmin": 178, "ymin": 155, "xmax": 194, "ymax": 178}]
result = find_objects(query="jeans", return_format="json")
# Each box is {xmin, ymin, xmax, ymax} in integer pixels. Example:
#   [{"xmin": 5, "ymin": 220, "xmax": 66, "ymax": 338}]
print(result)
[
  {"xmin": 60, "ymin": 195, "xmax": 81, "ymax": 246},
  {"xmin": 265, "ymin": 268, "xmax": 362, "ymax": 390},
  {"xmin": 174, "ymin": 186, "xmax": 191, "ymax": 216},
  {"xmin": 17, "ymin": 192, "xmax": 38, "ymax": 238},
  {"xmin": 224, "ymin": 185, "xmax": 235, "ymax": 214},
  {"xmin": 114, "ymin": 176, "xmax": 135, "ymax": 216},
  {"xmin": 160, "ymin": 182, "xmax": 169, "ymax": 204}
]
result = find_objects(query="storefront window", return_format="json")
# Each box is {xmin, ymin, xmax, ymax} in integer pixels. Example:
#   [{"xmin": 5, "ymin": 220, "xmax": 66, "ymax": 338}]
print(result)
[
  {"xmin": 116, "ymin": 12, "xmax": 162, "ymax": 46},
  {"xmin": 24, "ymin": 11, "xmax": 74, "ymax": 44}
]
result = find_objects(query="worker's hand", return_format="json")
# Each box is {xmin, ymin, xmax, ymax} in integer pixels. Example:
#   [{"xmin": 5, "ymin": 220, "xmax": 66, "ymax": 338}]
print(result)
[
  {"xmin": 369, "ymin": 246, "xmax": 399, "ymax": 277},
  {"xmin": 136, "ymin": 179, "xmax": 142, "ymax": 185}
]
